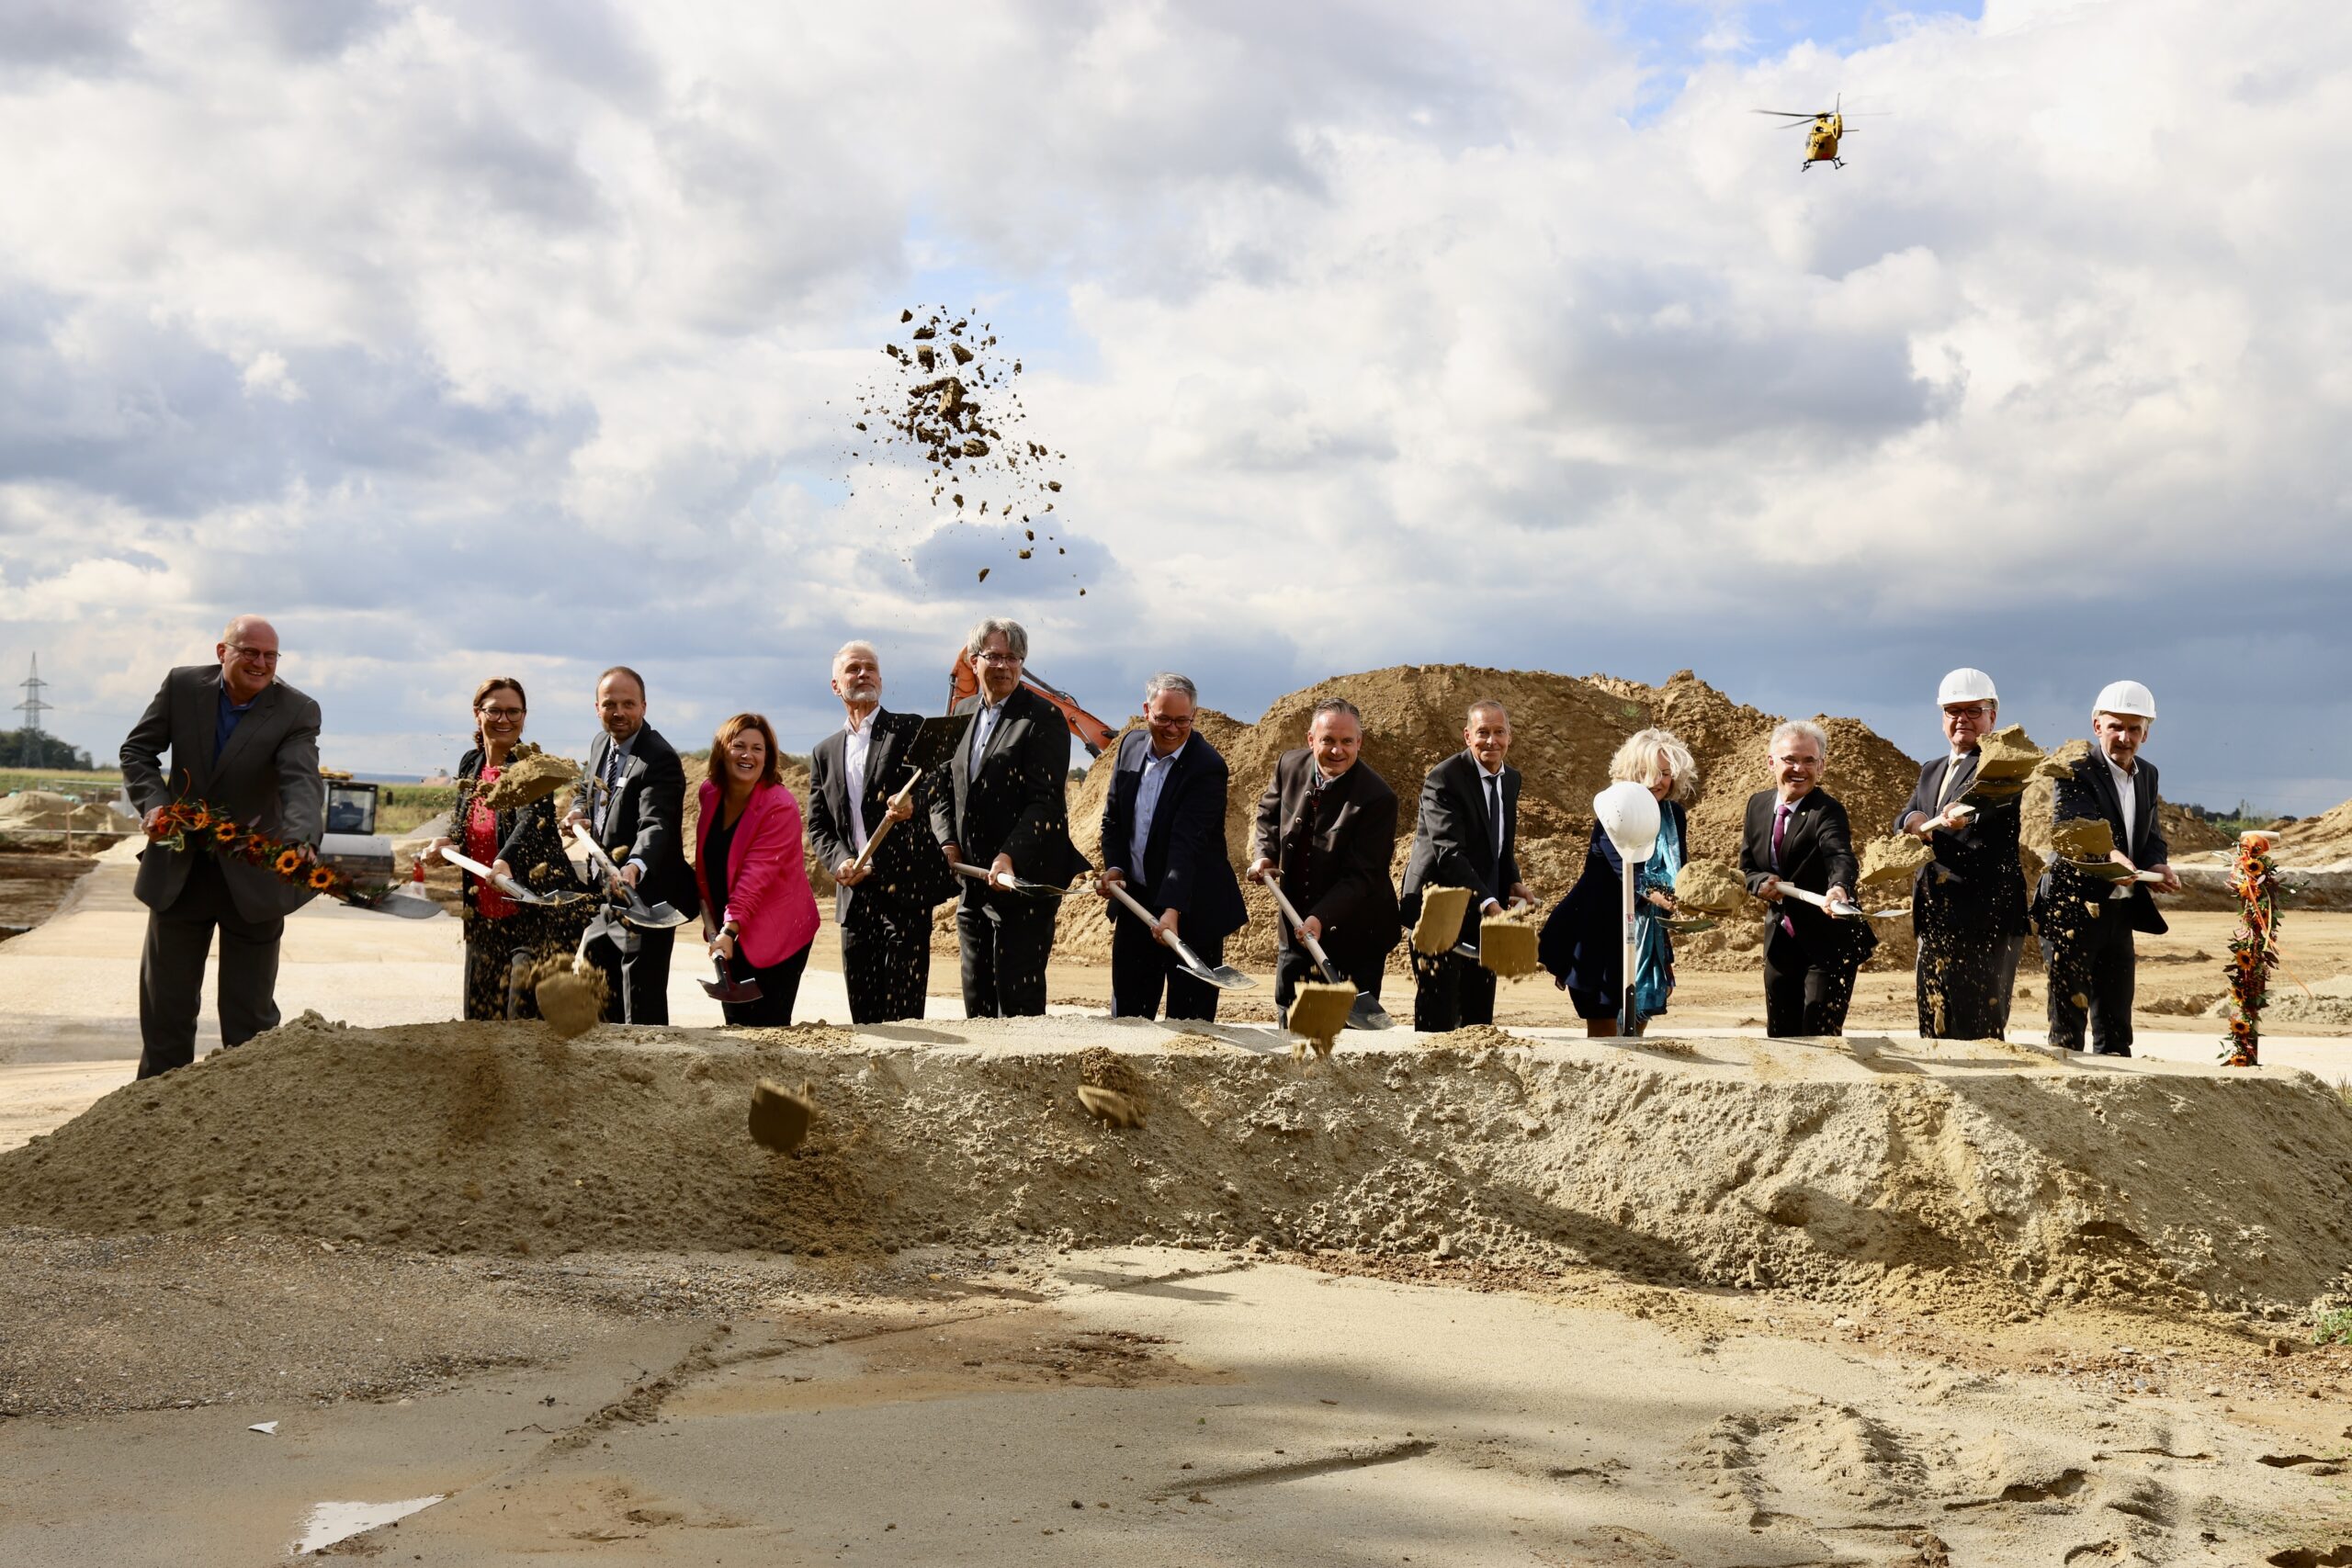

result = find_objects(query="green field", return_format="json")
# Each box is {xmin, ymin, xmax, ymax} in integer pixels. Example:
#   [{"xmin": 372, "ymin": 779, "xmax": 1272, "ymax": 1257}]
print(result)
[{"xmin": 0, "ymin": 767, "xmax": 124, "ymax": 797}]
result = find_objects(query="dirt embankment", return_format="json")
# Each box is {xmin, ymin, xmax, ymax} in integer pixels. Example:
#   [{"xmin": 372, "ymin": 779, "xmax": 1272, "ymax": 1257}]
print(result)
[{"xmin": 7, "ymin": 1015, "xmax": 2351, "ymax": 1322}]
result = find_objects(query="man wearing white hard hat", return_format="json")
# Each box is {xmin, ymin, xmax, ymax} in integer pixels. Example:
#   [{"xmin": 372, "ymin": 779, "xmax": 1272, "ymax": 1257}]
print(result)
[
  {"xmin": 1893, "ymin": 668, "xmax": 2031, "ymax": 1038},
  {"xmin": 2029, "ymin": 682, "xmax": 2179, "ymax": 1055}
]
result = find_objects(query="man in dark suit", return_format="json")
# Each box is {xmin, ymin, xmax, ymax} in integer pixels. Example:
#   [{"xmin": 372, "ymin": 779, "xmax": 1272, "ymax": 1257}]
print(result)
[
  {"xmin": 806, "ymin": 640, "xmax": 954, "ymax": 1022},
  {"xmin": 1094, "ymin": 673, "xmax": 1248, "ymax": 1021},
  {"xmin": 120, "ymin": 615, "xmax": 323, "ymax": 1077},
  {"xmin": 2031, "ymin": 682, "xmax": 2178, "ymax": 1056},
  {"xmin": 1894, "ymin": 667, "xmax": 2030, "ymax": 1039},
  {"xmin": 570, "ymin": 665, "xmax": 699, "ymax": 1024},
  {"xmin": 1248, "ymin": 698, "xmax": 1401, "ymax": 1010},
  {"xmin": 1398, "ymin": 700, "xmax": 1532, "ymax": 1032},
  {"xmin": 1740, "ymin": 720, "xmax": 1875, "ymax": 1037},
  {"xmin": 931, "ymin": 617, "xmax": 1086, "ymax": 1017}
]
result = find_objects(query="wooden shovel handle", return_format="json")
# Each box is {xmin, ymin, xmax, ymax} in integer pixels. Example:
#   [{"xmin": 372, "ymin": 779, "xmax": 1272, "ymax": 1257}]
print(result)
[
  {"xmin": 1262, "ymin": 874, "xmax": 1340, "ymax": 980},
  {"xmin": 846, "ymin": 768, "xmax": 922, "ymax": 878}
]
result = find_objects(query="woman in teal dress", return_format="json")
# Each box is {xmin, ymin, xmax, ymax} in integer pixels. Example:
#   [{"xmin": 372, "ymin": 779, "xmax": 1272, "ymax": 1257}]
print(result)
[{"xmin": 1537, "ymin": 728, "xmax": 1699, "ymax": 1035}]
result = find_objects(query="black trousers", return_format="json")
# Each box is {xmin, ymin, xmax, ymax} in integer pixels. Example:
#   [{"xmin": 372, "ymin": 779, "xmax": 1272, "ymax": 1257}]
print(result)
[
  {"xmin": 138, "ymin": 852, "xmax": 284, "ymax": 1078},
  {"xmin": 2044, "ymin": 918, "xmax": 2136, "ymax": 1055},
  {"xmin": 1109, "ymin": 903, "xmax": 1227, "ymax": 1021},
  {"xmin": 587, "ymin": 924, "xmax": 675, "ymax": 1025},
  {"xmin": 1273, "ymin": 944, "xmax": 1387, "ymax": 1011},
  {"xmin": 840, "ymin": 899, "xmax": 933, "ymax": 1023},
  {"xmin": 1915, "ymin": 929, "xmax": 2024, "ymax": 1040},
  {"xmin": 1762, "ymin": 927, "xmax": 1860, "ymax": 1037},
  {"xmin": 1410, "ymin": 947, "xmax": 1496, "ymax": 1032},
  {"xmin": 718, "ymin": 942, "xmax": 810, "ymax": 1028},
  {"xmin": 957, "ymin": 894, "xmax": 1056, "ymax": 1018}
]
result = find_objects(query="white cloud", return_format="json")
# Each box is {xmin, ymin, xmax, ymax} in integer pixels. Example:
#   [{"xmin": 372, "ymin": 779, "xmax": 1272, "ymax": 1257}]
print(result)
[{"xmin": 0, "ymin": 0, "xmax": 2344, "ymax": 810}]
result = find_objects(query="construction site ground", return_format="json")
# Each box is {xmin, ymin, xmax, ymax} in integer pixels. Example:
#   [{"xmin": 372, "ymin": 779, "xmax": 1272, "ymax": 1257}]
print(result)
[{"xmin": 5, "ymin": 851, "xmax": 2352, "ymax": 1565}]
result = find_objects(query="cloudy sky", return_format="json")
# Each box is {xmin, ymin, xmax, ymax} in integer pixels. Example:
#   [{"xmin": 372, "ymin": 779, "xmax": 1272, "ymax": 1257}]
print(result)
[{"xmin": 2, "ymin": 0, "xmax": 2344, "ymax": 814}]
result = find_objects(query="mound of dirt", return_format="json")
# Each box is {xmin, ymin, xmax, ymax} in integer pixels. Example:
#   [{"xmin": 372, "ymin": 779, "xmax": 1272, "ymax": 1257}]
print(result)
[
  {"xmin": 0, "ymin": 791, "xmax": 123, "ymax": 832},
  {"xmin": 2272, "ymin": 796, "xmax": 2352, "ymax": 867},
  {"xmin": 1051, "ymin": 668, "xmax": 1928, "ymax": 975},
  {"xmin": 8, "ymin": 1016, "xmax": 2352, "ymax": 1319}
]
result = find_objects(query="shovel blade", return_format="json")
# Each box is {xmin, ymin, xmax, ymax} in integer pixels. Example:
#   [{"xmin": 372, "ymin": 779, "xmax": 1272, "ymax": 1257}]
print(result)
[
  {"xmin": 702, "ymin": 976, "xmax": 763, "ymax": 1002},
  {"xmin": 1198, "ymin": 963, "xmax": 1256, "ymax": 991},
  {"xmin": 626, "ymin": 898, "xmax": 692, "ymax": 930}
]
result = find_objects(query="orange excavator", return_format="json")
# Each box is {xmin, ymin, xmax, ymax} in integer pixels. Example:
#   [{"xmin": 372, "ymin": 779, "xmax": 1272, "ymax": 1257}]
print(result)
[{"xmin": 945, "ymin": 649, "xmax": 1119, "ymax": 757}]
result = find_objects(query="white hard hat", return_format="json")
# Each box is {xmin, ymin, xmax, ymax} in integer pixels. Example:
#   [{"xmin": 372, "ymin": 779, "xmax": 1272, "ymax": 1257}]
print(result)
[
  {"xmin": 1594, "ymin": 780, "xmax": 1661, "ymax": 861},
  {"xmin": 1937, "ymin": 667, "xmax": 1998, "ymax": 705},
  {"xmin": 2093, "ymin": 680, "xmax": 2156, "ymax": 719}
]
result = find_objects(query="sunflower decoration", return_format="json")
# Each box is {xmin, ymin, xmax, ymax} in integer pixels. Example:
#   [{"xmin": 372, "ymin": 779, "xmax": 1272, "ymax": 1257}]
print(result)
[
  {"xmin": 306, "ymin": 863, "xmax": 345, "ymax": 894},
  {"xmin": 212, "ymin": 819, "xmax": 241, "ymax": 845},
  {"xmin": 2219, "ymin": 831, "xmax": 2281, "ymax": 1067},
  {"xmin": 273, "ymin": 847, "xmax": 305, "ymax": 876}
]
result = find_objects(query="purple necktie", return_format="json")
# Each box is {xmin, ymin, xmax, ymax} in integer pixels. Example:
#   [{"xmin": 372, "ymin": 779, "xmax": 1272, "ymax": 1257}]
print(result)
[{"xmin": 1773, "ymin": 802, "xmax": 1795, "ymax": 937}]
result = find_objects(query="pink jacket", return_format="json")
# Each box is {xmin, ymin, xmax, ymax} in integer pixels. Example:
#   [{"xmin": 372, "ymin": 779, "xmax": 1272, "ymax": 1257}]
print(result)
[{"xmin": 695, "ymin": 779, "xmax": 820, "ymax": 970}]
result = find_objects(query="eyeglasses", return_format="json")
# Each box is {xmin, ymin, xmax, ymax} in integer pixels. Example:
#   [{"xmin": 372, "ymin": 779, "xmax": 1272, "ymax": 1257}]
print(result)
[
  {"xmin": 974, "ymin": 651, "xmax": 1021, "ymax": 666},
  {"xmin": 479, "ymin": 705, "xmax": 526, "ymax": 720},
  {"xmin": 227, "ymin": 645, "xmax": 281, "ymax": 664}
]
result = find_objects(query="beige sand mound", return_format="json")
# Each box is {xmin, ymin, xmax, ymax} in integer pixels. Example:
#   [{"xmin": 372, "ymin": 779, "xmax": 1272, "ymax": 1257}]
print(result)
[
  {"xmin": 1674, "ymin": 861, "xmax": 1748, "ymax": 914},
  {"xmin": 8, "ymin": 1016, "xmax": 2352, "ymax": 1318},
  {"xmin": 0, "ymin": 792, "xmax": 122, "ymax": 832}
]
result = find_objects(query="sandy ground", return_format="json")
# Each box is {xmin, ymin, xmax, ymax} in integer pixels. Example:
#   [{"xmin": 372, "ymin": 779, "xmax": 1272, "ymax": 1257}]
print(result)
[{"xmin": 6, "ymin": 857, "xmax": 2352, "ymax": 1565}]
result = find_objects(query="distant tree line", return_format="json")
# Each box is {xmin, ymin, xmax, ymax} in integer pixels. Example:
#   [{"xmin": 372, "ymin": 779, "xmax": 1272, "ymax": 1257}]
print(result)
[
  {"xmin": 0, "ymin": 729, "xmax": 94, "ymax": 770},
  {"xmin": 2179, "ymin": 798, "xmax": 2296, "ymax": 829}
]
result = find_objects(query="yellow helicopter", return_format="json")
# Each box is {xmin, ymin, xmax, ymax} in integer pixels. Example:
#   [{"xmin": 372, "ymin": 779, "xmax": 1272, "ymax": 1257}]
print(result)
[{"xmin": 1754, "ymin": 95, "xmax": 1859, "ymax": 170}]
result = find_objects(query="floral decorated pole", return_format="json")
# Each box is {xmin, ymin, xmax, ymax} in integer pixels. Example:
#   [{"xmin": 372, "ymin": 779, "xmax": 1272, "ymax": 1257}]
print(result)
[
  {"xmin": 147, "ymin": 799, "xmax": 350, "ymax": 899},
  {"xmin": 2221, "ymin": 829, "xmax": 2281, "ymax": 1067}
]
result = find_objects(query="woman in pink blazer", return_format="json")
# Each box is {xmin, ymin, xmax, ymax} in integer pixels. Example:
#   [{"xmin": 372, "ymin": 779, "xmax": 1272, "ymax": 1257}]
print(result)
[{"xmin": 695, "ymin": 714, "xmax": 821, "ymax": 1027}]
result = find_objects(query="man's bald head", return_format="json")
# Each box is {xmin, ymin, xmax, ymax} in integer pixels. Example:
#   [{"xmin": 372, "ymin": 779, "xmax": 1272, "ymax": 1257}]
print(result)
[{"xmin": 217, "ymin": 615, "xmax": 281, "ymax": 704}]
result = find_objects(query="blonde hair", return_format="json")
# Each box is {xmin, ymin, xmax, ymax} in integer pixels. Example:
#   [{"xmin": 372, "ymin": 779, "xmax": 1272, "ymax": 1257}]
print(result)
[{"xmin": 1609, "ymin": 728, "xmax": 1698, "ymax": 802}]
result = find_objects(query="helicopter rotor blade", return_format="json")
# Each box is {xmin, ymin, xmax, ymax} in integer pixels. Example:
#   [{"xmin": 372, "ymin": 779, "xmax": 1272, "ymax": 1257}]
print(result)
[{"xmin": 1751, "ymin": 109, "xmax": 1822, "ymax": 118}]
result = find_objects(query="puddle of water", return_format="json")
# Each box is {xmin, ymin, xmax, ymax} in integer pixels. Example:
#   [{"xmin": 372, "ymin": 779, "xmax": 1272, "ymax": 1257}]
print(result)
[{"xmin": 294, "ymin": 1495, "xmax": 445, "ymax": 1555}]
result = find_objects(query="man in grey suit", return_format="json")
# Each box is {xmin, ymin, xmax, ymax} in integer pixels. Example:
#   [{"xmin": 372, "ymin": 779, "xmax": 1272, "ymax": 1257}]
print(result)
[{"xmin": 120, "ymin": 615, "xmax": 323, "ymax": 1078}]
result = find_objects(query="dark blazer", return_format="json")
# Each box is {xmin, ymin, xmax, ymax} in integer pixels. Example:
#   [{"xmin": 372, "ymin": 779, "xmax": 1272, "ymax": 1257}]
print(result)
[
  {"xmin": 1894, "ymin": 752, "xmax": 2030, "ymax": 939},
  {"xmin": 583, "ymin": 723, "xmax": 701, "ymax": 917},
  {"xmin": 452, "ymin": 746, "xmax": 583, "ymax": 917},
  {"xmin": 1251, "ymin": 750, "xmax": 1401, "ymax": 962},
  {"xmin": 121, "ymin": 665, "xmax": 323, "ymax": 922},
  {"xmin": 1537, "ymin": 800, "xmax": 1689, "ymax": 998},
  {"xmin": 1097, "ymin": 728, "xmax": 1248, "ymax": 942},
  {"xmin": 806, "ymin": 709, "xmax": 956, "ymax": 920},
  {"xmin": 930, "ymin": 683, "xmax": 1086, "ymax": 897},
  {"xmin": 1398, "ymin": 750, "xmax": 1521, "ymax": 944},
  {"xmin": 2033, "ymin": 750, "xmax": 2171, "ymax": 939},
  {"xmin": 1740, "ymin": 787, "xmax": 1876, "ymax": 966}
]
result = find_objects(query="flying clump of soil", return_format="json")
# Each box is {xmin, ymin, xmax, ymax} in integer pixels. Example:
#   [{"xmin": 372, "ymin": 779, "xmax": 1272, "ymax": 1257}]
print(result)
[
  {"xmin": 475, "ymin": 744, "xmax": 580, "ymax": 812},
  {"xmin": 1673, "ymin": 861, "xmax": 1749, "ymax": 914},
  {"xmin": 1857, "ymin": 834, "xmax": 1934, "ymax": 889},
  {"xmin": 842, "ymin": 305, "xmax": 1085, "ymax": 594}
]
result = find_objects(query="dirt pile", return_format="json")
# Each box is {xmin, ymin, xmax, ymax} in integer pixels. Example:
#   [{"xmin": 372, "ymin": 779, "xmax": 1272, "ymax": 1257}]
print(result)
[
  {"xmin": 0, "ymin": 791, "xmax": 124, "ymax": 833},
  {"xmin": 8, "ymin": 1016, "xmax": 2352, "ymax": 1318},
  {"xmin": 2272, "ymin": 797, "xmax": 2352, "ymax": 867},
  {"xmin": 1050, "ymin": 667, "xmax": 1927, "ymax": 975}
]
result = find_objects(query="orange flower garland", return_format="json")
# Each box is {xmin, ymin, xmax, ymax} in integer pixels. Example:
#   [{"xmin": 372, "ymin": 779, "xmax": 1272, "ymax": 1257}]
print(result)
[
  {"xmin": 146, "ymin": 799, "xmax": 351, "ymax": 902},
  {"xmin": 2220, "ymin": 831, "xmax": 2279, "ymax": 1067}
]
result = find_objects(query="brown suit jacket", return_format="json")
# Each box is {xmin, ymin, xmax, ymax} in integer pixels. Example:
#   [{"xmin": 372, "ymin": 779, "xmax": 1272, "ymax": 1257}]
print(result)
[{"xmin": 1251, "ymin": 750, "xmax": 1401, "ymax": 966}]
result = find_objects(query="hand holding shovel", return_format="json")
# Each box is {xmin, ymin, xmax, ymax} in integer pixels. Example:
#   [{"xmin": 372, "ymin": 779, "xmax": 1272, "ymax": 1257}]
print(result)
[
  {"xmin": 569, "ymin": 820, "xmax": 690, "ymax": 929},
  {"xmin": 1261, "ymin": 872, "xmax": 1394, "ymax": 1032},
  {"xmin": 1099, "ymin": 876, "xmax": 1255, "ymax": 991},
  {"xmin": 839, "ymin": 769, "xmax": 922, "ymax": 886},
  {"xmin": 950, "ymin": 860, "xmax": 1067, "ymax": 899}
]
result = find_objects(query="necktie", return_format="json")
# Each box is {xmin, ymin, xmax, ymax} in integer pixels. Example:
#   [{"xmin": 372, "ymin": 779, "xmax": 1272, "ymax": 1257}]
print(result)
[
  {"xmin": 1773, "ymin": 802, "xmax": 1795, "ymax": 937},
  {"xmin": 598, "ymin": 742, "xmax": 623, "ymax": 835},
  {"xmin": 1487, "ymin": 774, "xmax": 1503, "ymax": 861},
  {"xmin": 1936, "ymin": 753, "xmax": 1970, "ymax": 810}
]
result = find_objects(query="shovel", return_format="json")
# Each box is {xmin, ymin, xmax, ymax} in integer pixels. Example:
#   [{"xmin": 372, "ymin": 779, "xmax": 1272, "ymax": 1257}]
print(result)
[
  {"xmin": 842, "ymin": 769, "xmax": 923, "ymax": 880},
  {"xmin": 1101, "ymin": 880, "xmax": 1256, "ymax": 991},
  {"xmin": 569, "ymin": 821, "xmax": 691, "ymax": 929},
  {"xmin": 438, "ymin": 845, "xmax": 584, "ymax": 908},
  {"xmin": 701, "ymin": 950, "xmax": 763, "ymax": 1006},
  {"xmin": 1261, "ymin": 874, "xmax": 1394, "ymax": 1031},
  {"xmin": 950, "ymin": 861, "xmax": 1067, "ymax": 899},
  {"xmin": 1776, "ymin": 884, "xmax": 1906, "ymax": 920},
  {"xmin": 340, "ymin": 884, "xmax": 443, "ymax": 919}
]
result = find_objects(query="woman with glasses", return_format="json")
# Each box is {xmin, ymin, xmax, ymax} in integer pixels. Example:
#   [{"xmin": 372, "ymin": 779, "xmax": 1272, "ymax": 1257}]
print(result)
[
  {"xmin": 695, "ymin": 713, "xmax": 820, "ymax": 1027},
  {"xmin": 427, "ymin": 677, "xmax": 585, "ymax": 1021}
]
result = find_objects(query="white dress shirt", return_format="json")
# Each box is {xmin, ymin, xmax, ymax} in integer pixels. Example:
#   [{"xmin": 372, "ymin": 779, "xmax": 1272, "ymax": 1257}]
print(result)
[
  {"xmin": 2106, "ymin": 749, "xmax": 2139, "ymax": 859},
  {"xmin": 843, "ymin": 707, "xmax": 881, "ymax": 853},
  {"xmin": 1130, "ymin": 737, "xmax": 1187, "ymax": 877}
]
